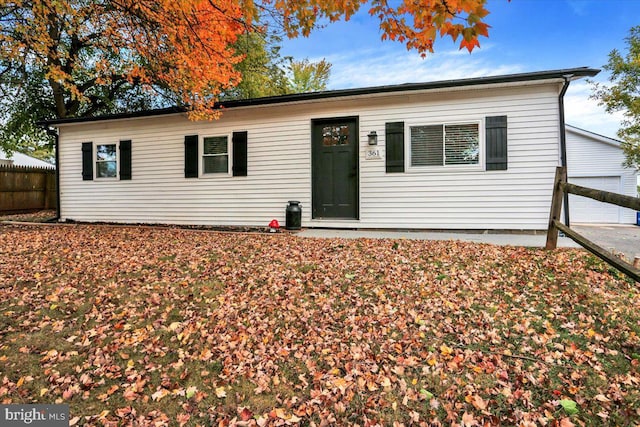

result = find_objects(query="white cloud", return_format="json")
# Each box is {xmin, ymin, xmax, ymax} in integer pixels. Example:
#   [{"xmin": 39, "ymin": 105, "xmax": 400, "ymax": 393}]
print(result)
[
  {"xmin": 564, "ymin": 80, "xmax": 624, "ymax": 139},
  {"xmin": 322, "ymin": 46, "xmax": 523, "ymax": 89},
  {"xmin": 318, "ymin": 45, "xmax": 623, "ymax": 140}
]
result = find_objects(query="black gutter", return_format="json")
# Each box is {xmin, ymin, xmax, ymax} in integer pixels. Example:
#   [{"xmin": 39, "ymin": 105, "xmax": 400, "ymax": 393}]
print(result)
[
  {"xmin": 558, "ymin": 75, "xmax": 572, "ymax": 227},
  {"xmin": 44, "ymin": 127, "xmax": 60, "ymax": 221},
  {"xmin": 38, "ymin": 67, "xmax": 600, "ymax": 126}
]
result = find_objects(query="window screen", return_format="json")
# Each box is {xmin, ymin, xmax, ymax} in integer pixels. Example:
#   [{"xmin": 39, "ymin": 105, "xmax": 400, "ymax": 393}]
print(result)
[
  {"xmin": 96, "ymin": 144, "xmax": 117, "ymax": 178},
  {"xmin": 410, "ymin": 123, "xmax": 479, "ymax": 167},
  {"xmin": 203, "ymin": 136, "xmax": 228, "ymax": 174},
  {"xmin": 411, "ymin": 125, "xmax": 443, "ymax": 167},
  {"xmin": 444, "ymin": 124, "xmax": 479, "ymax": 165}
]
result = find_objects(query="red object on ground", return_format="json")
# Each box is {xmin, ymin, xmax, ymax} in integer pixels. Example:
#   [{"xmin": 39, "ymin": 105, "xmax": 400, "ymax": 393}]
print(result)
[{"xmin": 269, "ymin": 219, "xmax": 280, "ymax": 230}]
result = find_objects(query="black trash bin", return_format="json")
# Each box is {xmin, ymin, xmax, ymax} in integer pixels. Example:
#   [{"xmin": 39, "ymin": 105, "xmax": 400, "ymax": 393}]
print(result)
[{"xmin": 285, "ymin": 201, "xmax": 302, "ymax": 230}]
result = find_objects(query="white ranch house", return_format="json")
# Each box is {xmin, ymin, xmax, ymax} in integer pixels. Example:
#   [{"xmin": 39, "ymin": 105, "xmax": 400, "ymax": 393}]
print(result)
[{"xmin": 45, "ymin": 67, "xmax": 607, "ymax": 230}]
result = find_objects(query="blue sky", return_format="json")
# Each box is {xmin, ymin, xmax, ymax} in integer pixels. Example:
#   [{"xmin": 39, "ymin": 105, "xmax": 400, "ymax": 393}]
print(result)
[{"xmin": 279, "ymin": 0, "xmax": 640, "ymax": 139}]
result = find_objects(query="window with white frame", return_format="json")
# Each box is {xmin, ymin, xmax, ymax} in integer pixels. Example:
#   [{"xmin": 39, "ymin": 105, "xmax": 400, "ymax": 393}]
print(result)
[
  {"xmin": 410, "ymin": 123, "xmax": 479, "ymax": 167},
  {"xmin": 203, "ymin": 136, "xmax": 229, "ymax": 174},
  {"xmin": 96, "ymin": 143, "xmax": 117, "ymax": 178}
]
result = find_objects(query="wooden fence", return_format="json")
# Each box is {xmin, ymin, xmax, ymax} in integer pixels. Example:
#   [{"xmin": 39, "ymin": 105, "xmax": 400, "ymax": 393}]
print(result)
[
  {"xmin": 0, "ymin": 165, "xmax": 57, "ymax": 213},
  {"xmin": 545, "ymin": 166, "xmax": 640, "ymax": 282}
]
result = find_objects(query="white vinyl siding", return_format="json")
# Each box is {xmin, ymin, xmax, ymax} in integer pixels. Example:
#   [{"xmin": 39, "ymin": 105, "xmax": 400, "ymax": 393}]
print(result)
[
  {"xmin": 569, "ymin": 177, "xmax": 621, "ymax": 223},
  {"xmin": 57, "ymin": 82, "xmax": 566, "ymax": 230}
]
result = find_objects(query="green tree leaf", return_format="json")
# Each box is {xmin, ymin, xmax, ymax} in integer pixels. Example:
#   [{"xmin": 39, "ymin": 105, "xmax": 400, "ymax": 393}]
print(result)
[
  {"xmin": 559, "ymin": 399, "xmax": 579, "ymax": 415},
  {"xmin": 591, "ymin": 25, "xmax": 640, "ymax": 171}
]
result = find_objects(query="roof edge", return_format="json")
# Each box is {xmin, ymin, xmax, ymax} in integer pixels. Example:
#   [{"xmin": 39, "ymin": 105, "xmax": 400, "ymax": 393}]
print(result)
[
  {"xmin": 566, "ymin": 124, "xmax": 622, "ymax": 147},
  {"xmin": 40, "ymin": 67, "xmax": 600, "ymax": 126}
]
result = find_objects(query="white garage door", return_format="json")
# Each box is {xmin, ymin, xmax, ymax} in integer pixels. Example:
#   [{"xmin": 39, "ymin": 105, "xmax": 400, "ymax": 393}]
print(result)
[{"xmin": 569, "ymin": 176, "xmax": 621, "ymax": 223}]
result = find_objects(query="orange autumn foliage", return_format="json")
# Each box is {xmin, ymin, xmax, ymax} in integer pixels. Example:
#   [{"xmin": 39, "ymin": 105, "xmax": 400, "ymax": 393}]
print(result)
[{"xmin": 0, "ymin": 0, "xmax": 493, "ymax": 119}]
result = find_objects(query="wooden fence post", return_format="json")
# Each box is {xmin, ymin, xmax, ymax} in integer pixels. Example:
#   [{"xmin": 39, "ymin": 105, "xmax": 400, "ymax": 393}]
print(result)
[{"xmin": 545, "ymin": 166, "xmax": 566, "ymax": 250}]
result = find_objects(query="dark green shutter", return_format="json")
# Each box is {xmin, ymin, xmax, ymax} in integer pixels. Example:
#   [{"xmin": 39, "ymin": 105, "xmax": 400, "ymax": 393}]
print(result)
[
  {"xmin": 232, "ymin": 131, "xmax": 248, "ymax": 177},
  {"xmin": 486, "ymin": 116, "xmax": 508, "ymax": 171},
  {"xmin": 184, "ymin": 135, "xmax": 198, "ymax": 178},
  {"xmin": 119, "ymin": 140, "xmax": 132, "ymax": 180},
  {"xmin": 81, "ymin": 142, "xmax": 93, "ymax": 180},
  {"xmin": 385, "ymin": 122, "xmax": 405, "ymax": 173}
]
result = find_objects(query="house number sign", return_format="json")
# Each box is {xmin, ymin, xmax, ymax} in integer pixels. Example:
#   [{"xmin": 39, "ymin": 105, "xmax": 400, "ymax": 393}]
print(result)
[{"xmin": 365, "ymin": 148, "xmax": 381, "ymax": 160}]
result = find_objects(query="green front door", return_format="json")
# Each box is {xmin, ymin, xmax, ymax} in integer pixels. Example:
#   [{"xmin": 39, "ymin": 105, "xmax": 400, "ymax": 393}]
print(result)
[{"xmin": 312, "ymin": 117, "xmax": 359, "ymax": 219}]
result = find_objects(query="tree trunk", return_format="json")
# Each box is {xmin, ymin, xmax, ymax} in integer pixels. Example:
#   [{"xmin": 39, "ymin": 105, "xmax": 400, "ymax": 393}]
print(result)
[{"xmin": 46, "ymin": 11, "xmax": 68, "ymax": 119}]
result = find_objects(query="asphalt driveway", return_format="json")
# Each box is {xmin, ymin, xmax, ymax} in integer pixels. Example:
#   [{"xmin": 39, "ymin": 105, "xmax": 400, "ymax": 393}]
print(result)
[{"xmin": 572, "ymin": 224, "xmax": 640, "ymax": 263}]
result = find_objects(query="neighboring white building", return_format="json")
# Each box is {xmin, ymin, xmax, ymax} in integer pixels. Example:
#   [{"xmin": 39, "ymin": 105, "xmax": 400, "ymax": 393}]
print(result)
[
  {"xmin": 44, "ymin": 67, "xmax": 600, "ymax": 230},
  {"xmin": 0, "ymin": 149, "xmax": 54, "ymax": 169},
  {"xmin": 566, "ymin": 125, "xmax": 638, "ymax": 224}
]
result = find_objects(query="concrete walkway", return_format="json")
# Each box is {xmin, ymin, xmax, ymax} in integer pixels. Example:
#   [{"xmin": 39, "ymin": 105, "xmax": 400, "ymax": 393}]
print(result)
[
  {"xmin": 297, "ymin": 228, "xmax": 581, "ymax": 248},
  {"xmin": 572, "ymin": 224, "xmax": 640, "ymax": 262}
]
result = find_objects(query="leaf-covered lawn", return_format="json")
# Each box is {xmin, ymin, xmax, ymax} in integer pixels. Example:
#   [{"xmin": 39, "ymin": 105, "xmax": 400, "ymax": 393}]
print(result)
[
  {"xmin": 0, "ymin": 209, "xmax": 57, "ymax": 223},
  {"xmin": 1, "ymin": 224, "xmax": 638, "ymax": 426}
]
